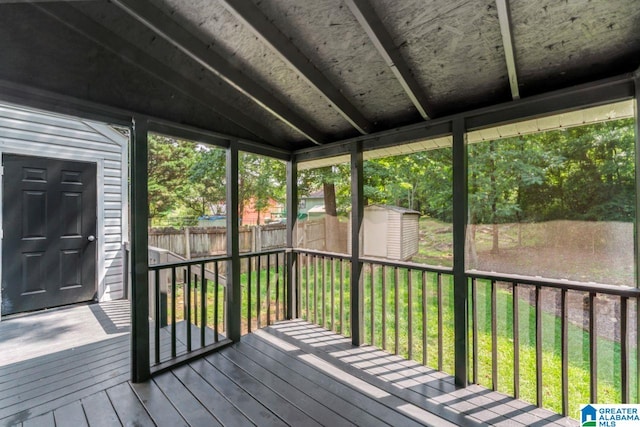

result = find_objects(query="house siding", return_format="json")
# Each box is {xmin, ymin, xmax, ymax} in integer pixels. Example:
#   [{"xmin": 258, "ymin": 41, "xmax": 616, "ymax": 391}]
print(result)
[{"xmin": 0, "ymin": 102, "xmax": 128, "ymax": 310}]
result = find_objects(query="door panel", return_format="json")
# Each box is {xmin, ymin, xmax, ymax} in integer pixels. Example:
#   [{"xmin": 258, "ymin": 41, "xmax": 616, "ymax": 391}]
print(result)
[{"xmin": 2, "ymin": 154, "xmax": 97, "ymax": 315}]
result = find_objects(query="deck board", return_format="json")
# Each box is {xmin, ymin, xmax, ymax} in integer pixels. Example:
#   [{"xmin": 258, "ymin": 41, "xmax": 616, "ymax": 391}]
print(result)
[
  {"xmin": 105, "ymin": 383, "xmax": 155, "ymax": 427},
  {"xmin": 0, "ymin": 305, "xmax": 580, "ymax": 426},
  {"xmin": 169, "ymin": 365, "xmax": 250, "ymax": 427},
  {"xmin": 80, "ymin": 391, "xmax": 120, "ymax": 427},
  {"xmin": 152, "ymin": 371, "xmax": 222, "ymax": 427},
  {"xmin": 52, "ymin": 401, "xmax": 88, "ymax": 427}
]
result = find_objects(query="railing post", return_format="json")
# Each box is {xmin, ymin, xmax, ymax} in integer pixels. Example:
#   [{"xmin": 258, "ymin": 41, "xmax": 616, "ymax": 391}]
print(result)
[
  {"xmin": 286, "ymin": 157, "xmax": 298, "ymax": 319},
  {"xmin": 130, "ymin": 117, "xmax": 150, "ymax": 383},
  {"xmin": 452, "ymin": 117, "xmax": 469, "ymax": 387},
  {"xmin": 633, "ymin": 68, "xmax": 640, "ymax": 403},
  {"xmin": 351, "ymin": 141, "xmax": 364, "ymax": 346},
  {"xmin": 226, "ymin": 143, "xmax": 241, "ymax": 342}
]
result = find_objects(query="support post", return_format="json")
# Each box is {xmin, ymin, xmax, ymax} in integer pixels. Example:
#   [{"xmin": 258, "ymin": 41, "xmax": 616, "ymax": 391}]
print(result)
[
  {"xmin": 130, "ymin": 117, "xmax": 150, "ymax": 383},
  {"xmin": 452, "ymin": 117, "xmax": 468, "ymax": 387},
  {"xmin": 226, "ymin": 143, "xmax": 241, "ymax": 342},
  {"xmin": 633, "ymin": 69, "xmax": 640, "ymax": 402},
  {"xmin": 286, "ymin": 158, "xmax": 298, "ymax": 319},
  {"xmin": 350, "ymin": 141, "xmax": 364, "ymax": 346}
]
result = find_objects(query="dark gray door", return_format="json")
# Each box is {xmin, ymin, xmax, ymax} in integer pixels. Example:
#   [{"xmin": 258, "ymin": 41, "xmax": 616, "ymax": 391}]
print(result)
[{"xmin": 1, "ymin": 154, "xmax": 97, "ymax": 315}]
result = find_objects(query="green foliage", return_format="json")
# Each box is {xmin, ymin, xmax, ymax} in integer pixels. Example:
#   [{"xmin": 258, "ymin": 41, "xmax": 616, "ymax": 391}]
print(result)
[{"xmin": 148, "ymin": 137, "xmax": 285, "ymax": 224}]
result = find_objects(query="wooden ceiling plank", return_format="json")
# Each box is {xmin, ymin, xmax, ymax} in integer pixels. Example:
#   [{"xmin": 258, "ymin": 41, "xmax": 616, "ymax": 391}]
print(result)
[
  {"xmin": 496, "ymin": 0, "xmax": 520, "ymax": 100},
  {"xmin": 33, "ymin": 3, "xmax": 282, "ymax": 145},
  {"xmin": 344, "ymin": 0, "xmax": 433, "ymax": 120},
  {"xmin": 112, "ymin": 0, "xmax": 326, "ymax": 145},
  {"xmin": 221, "ymin": 0, "xmax": 373, "ymax": 135}
]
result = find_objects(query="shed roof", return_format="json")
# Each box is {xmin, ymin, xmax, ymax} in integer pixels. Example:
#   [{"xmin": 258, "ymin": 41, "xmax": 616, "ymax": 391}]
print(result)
[
  {"xmin": 367, "ymin": 204, "xmax": 420, "ymax": 215},
  {"xmin": 0, "ymin": 0, "xmax": 637, "ymax": 152}
]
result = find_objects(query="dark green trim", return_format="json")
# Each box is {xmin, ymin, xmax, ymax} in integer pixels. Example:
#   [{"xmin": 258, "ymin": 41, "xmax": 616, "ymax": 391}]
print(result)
[
  {"xmin": 130, "ymin": 117, "xmax": 150, "ymax": 383},
  {"xmin": 226, "ymin": 144, "xmax": 241, "ymax": 342},
  {"xmin": 286, "ymin": 160, "xmax": 297, "ymax": 319},
  {"xmin": 350, "ymin": 141, "xmax": 364, "ymax": 346},
  {"xmin": 452, "ymin": 118, "xmax": 468, "ymax": 387}
]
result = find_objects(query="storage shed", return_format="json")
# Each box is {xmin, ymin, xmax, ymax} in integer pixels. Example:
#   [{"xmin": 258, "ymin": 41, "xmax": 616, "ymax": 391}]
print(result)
[
  {"xmin": 362, "ymin": 205, "xmax": 420, "ymax": 261},
  {"xmin": 0, "ymin": 101, "xmax": 128, "ymax": 317}
]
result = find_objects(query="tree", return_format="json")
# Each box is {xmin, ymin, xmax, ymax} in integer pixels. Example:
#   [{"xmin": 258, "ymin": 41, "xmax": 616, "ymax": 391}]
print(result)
[{"xmin": 147, "ymin": 135, "xmax": 199, "ymax": 219}]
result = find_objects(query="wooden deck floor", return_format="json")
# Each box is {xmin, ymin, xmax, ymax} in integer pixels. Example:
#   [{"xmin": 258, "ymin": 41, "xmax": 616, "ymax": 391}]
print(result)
[{"xmin": 0, "ymin": 304, "xmax": 579, "ymax": 426}]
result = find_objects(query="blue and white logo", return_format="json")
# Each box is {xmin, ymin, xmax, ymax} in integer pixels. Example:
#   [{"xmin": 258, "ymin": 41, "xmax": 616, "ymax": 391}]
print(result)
[{"xmin": 580, "ymin": 404, "xmax": 640, "ymax": 427}]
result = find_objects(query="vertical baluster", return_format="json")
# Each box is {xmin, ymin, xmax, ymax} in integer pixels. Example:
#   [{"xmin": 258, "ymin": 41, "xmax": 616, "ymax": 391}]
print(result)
[
  {"xmin": 472, "ymin": 278, "xmax": 478, "ymax": 384},
  {"xmin": 382, "ymin": 266, "xmax": 387, "ymax": 351},
  {"xmin": 306, "ymin": 255, "xmax": 310, "ymax": 321},
  {"xmin": 171, "ymin": 267, "xmax": 177, "ymax": 359},
  {"xmin": 370, "ymin": 263, "xmax": 375, "ymax": 346},
  {"xmin": 621, "ymin": 296, "xmax": 629, "ymax": 403},
  {"xmin": 314, "ymin": 255, "xmax": 318, "ymax": 325},
  {"xmin": 589, "ymin": 292, "xmax": 597, "ymax": 404},
  {"xmin": 395, "ymin": 267, "xmax": 400, "ymax": 356},
  {"xmin": 437, "ymin": 273, "xmax": 443, "ymax": 372},
  {"xmin": 154, "ymin": 269, "xmax": 160, "ymax": 365},
  {"xmin": 491, "ymin": 280, "xmax": 497, "ymax": 391},
  {"xmin": 200, "ymin": 262, "xmax": 206, "ymax": 348},
  {"xmin": 257, "ymin": 254, "xmax": 262, "ymax": 329},
  {"xmin": 214, "ymin": 262, "xmax": 219, "ymax": 343},
  {"xmin": 267, "ymin": 253, "xmax": 271, "ymax": 326},
  {"xmin": 408, "ymin": 269, "xmax": 413, "ymax": 361},
  {"xmin": 194, "ymin": 274, "xmax": 198, "ymax": 327},
  {"xmin": 513, "ymin": 282, "xmax": 519, "ymax": 399},
  {"xmin": 339, "ymin": 259, "xmax": 344, "ymax": 335},
  {"xmin": 536, "ymin": 285, "xmax": 542, "ymax": 407},
  {"xmin": 186, "ymin": 265, "xmax": 192, "ymax": 352},
  {"xmin": 330, "ymin": 257, "xmax": 335, "ymax": 331},
  {"xmin": 321, "ymin": 256, "xmax": 326, "ymax": 328},
  {"xmin": 422, "ymin": 270, "xmax": 427, "ymax": 366},
  {"xmin": 247, "ymin": 257, "xmax": 252, "ymax": 334},
  {"xmin": 276, "ymin": 252, "xmax": 280, "ymax": 322},
  {"xmin": 561, "ymin": 288, "xmax": 568, "ymax": 415}
]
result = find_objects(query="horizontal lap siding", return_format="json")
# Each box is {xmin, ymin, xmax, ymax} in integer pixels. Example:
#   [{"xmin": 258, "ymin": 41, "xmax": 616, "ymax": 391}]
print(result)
[{"xmin": 0, "ymin": 103, "xmax": 127, "ymax": 302}]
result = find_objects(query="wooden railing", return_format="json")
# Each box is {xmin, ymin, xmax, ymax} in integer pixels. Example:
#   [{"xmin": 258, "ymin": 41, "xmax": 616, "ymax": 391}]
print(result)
[
  {"xmin": 147, "ymin": 247, "xmax": 640, "ymax": 418},
  {"xmin": 148, "ymin": 255, "xmax": 231, "ymax": 373},
  {"xmin": 467, "ymin": 271, "xmax": 640, "ymax": 417},
  {"xmin": 293, "ymin": 248, "xmax": 640, "ymax": 418},
  {"xmin": 147, "ymin": 249, "xmax": 287, "ymax": 373}
]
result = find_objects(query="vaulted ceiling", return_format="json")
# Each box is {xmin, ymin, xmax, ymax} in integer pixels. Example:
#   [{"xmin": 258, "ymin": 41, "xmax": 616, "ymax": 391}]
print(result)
[{"xmin": 1, "ymin": 0, "xmax": 638, "ymax": 151}]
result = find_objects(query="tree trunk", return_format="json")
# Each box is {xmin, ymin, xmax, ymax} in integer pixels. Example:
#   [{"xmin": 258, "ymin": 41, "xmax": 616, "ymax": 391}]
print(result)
[
  {"xmin": 489, "ymin": 141, "xmax": 499, "ymax": 254},
  {"xmin": 323, "ymin": 182, "xmax": 340, "ymax": 252}
]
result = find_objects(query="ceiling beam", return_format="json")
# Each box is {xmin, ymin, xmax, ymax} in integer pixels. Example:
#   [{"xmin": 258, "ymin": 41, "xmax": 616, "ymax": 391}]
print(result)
[
  {"xmin": 496, "ymin": 0, "xmax": 520, "ymax": 100},
  {"xmin": 220, "ymin": 0, "xmax": 372, "ymax": 135},
  {"xmin": 344, "ymin": 0, "xmax": 433, "ymax": 120},
  {"xmin": 111, "ymin": 0, "xmax": 326, "ymax": 145},
  {"xmin": 33, "ymin": 3, "xmax": 280, "ymax": 146}
]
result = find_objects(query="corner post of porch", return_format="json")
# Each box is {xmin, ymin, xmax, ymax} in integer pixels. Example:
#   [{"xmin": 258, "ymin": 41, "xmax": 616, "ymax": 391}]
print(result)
[
  {"xmin": 350, "ymin": 141, "xmax": 364, "ymax": 346},
  {"xmin": 452, "ymin": 117, "xmax": 469, "ymax": 387},
  {"xmin": 226, "ymin": 143, "xmax": 241, "ymax": 342},
  {"xmin": 633, "ymin": 68, "xmax": 640, "ymax": 403},
  {"xmin": 130, "ymin": 116, "xmax": 150, "ymax": 383},
  {"xmin": 285, "ymin": 157, "xmax": 298, "ymax": 319}
]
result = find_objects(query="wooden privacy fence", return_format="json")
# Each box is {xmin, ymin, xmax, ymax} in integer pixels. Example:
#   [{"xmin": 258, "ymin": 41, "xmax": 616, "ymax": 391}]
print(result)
[{"xmin": 149, "ymin": 224, "xmax": 287, "ymax": 258}]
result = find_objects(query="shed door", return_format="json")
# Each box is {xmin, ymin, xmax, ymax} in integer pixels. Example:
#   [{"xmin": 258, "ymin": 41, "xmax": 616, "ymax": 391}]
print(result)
[{"xmin": 1, "ymin": 154, "xmax": 97, "ymax": 315}]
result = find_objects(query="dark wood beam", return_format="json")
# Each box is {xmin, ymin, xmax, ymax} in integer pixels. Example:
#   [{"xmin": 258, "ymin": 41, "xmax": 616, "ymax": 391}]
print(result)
[
  {"xmin": 112, "ymin": 0, "xmax": 326, "ymax": 145},
  {"xmin": 496, "ymin": 0, "xmax": 520, "ymax": 100},
  {"xmin": 344, "ymin": 0, "xmax": 433, "ymax": 120},
  {"xmin": 221, "ymin": 0, "xmax": 372, "ymax": 135},
  {"xmin": 34, "ymin": 3, "xmax": 279, "ymax": 146}
]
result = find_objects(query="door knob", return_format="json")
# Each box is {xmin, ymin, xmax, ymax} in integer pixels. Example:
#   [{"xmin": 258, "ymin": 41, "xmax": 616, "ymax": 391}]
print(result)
[{"xmin": 87, "ymin": 235, "xmax": 96, "ymax": 242}]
